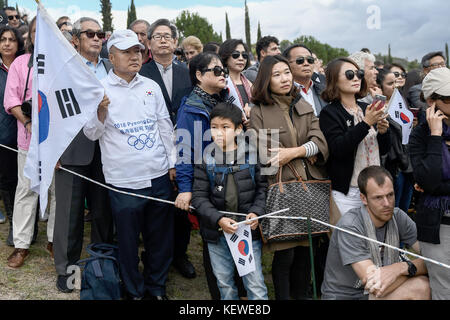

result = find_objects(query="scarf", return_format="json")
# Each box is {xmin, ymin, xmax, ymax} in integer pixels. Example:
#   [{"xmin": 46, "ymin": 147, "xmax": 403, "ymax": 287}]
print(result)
[
  {"xmin": 423, "ymin": 122, "xmax": 450, "ymax": 213},
  {"xmin": 227, "ymin": 74, "xmax": 252, "ymax": 111},
  {"xmin": 192, "ymin": 86, "xmax": 234, "ymax": 111},
  {"xmin": 361, "ymin": 206, "xmax": 400, "ymax": 267}
]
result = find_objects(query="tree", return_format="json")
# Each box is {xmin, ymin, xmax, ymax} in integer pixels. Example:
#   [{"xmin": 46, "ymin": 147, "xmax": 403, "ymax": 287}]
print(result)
[
  {"xmin": 174, "ymin": 10, "xmax": 222, "ymax": 44},
  {"xmin": 446, "ymin": 43, "xmax": 449, "ymax": 68},
  {"xmin": 100, "ymin": 0, "xmax": 113, "ymax": 32},
  {"xmin": 292, "ymin": 35, "xmax": 349, "ymax": 64},
  {"xmin": 127, "ymin": 0, "xmax": 137, "ymax": 28},
  {"xmin": 388, "ymin": 43, "xmax": 393, "ymax": 64},
  {"xmin": 0, "ymin": 1, "xmax": 5, "ymax": 10},
  {"xmin": 280, "ymin": 39, "xmax": 292, "ymax": 52},
  {"xmin": 225, "ymin": 12, "xmax": 231, "ymax": 40},
  {"xmin": 257, "ymin": 21, "xmax": 261, "ymax": 42},
  {"xmin": 15, "ymin": 2, "xmax": 18, "ymax": 13},
  {"xmin": 244, "ymin": 0, "xmax": 251, "ymax": 50}
]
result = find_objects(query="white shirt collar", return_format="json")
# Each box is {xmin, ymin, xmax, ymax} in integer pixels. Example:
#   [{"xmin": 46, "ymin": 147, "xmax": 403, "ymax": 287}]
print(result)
[{"xmin": 107, "ymin": 69, "xmax": 142, "ymax": 87}]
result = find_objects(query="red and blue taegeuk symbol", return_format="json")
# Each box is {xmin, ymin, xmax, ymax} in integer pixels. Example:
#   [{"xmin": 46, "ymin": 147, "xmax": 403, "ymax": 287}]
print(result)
[
  {"xmin": 400, "ymin": 112, "xmax": 410, "ymax": 125},
  {"xmin": 38, "ymin": 90, "xmax": 50, "ymax": 144},
  {"xmin": 238, "ymin": 239, "xmax": 249, "ymax": 256}
]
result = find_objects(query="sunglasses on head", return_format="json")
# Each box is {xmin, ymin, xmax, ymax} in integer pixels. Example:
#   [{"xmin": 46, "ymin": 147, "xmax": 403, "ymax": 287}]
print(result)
[
  {"xmin": 294, "ymin": 56, "xmax": 315, "ymax": 65},
  {"xmin": 8, "ymin": 15, "xmax": 20, "ymax": 20},
  {"xmin": 203, "ymin": 66, "xmax": 229, "ymax": 77},
  {"xmin": 231, "ymin": 50, "xmax": 249, "ymax": 60},
  {"xmin": 393, "ymin": 71, "xmax": 407, "ymax": 78},
  {"xmin": 80, "ymin": 30, "xmax": 106, "ymax": 39},
  {"xmin": 345, "ymin": 69, "xmax": 365, "ymax": 80}
]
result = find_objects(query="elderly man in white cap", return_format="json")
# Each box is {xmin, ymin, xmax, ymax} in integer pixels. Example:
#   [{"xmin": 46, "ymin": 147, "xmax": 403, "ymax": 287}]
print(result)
[
  {"xmin": 410, "ymin": 67, "xmax": 450, "ymax": 300},
  {"xmin": 84, "ymin": 30, "xmax": 177, "ymax": 300}
]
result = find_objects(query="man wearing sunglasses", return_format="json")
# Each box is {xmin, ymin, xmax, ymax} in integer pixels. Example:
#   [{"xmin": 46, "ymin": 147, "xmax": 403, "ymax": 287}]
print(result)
[
  {"xmin": 53, "ymin": 17, "xmax": 114, "ymax": 293},
  {"xmin": 4, "ymin": 7, "xmax": 21, "ymax": 29},
  {"xmin": 408, "ymin": 51, "xmax": 447, "ymax": 113},
  {"xmin": 243, "ymin": 35, "xmax": 280, "ymax": 83},
  {"xmin": 139, "ymin": 19, "xmax": 195, "ymax": 280},
  {"xmin": 283, "ymin": 44, "xmax": 327, "ymax": 116}
]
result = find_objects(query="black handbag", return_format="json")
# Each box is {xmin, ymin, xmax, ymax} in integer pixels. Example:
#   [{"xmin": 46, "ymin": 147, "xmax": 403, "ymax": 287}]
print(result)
[{"xmin": 260, "ymin": 163, "xmax": 331, "ymax": 243}]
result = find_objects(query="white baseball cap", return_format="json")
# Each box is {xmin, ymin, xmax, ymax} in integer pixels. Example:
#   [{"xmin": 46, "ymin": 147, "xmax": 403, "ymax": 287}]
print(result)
[
  {"xmin": 422, "ymin": 67, "xmax": 450, "ymax": 99},
  {"xmin": 107, "ymin": 30, "xmax": 145, "ymax": 53}
]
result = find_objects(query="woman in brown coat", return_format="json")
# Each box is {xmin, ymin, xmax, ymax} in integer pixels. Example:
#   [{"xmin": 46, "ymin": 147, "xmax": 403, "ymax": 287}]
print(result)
[{"xmin": 250, "ymin": 55, "xmax": 330, "ymax": 299}]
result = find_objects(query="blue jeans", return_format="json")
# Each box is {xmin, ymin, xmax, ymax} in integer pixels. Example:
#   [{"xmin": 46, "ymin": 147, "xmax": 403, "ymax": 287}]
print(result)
[
  {"xmin": 394, "ymin": 172, "xmax": 414, "ymax": 213},
  {"xmin": 207, "ymin": 235, "xmax": 268, "ymax": 300}
]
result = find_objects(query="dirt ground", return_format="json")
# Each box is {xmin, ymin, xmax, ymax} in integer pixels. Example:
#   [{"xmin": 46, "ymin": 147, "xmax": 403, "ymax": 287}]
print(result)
[{"xmin": 0, "ymin": 217, "xmax": 275, "ymax": 300}]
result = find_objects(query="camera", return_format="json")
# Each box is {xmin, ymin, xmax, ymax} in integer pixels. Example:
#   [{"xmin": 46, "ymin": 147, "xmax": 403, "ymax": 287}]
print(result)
[{"xmin": 21, "ymin": 100, "xmax": 32, "ymax": 119}]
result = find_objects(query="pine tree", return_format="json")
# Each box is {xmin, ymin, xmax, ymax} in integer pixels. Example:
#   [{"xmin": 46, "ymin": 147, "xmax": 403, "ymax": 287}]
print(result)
[
  {"xmin": 15, "ymin": 2, "xmax": 18, "ymax": 13},
  {"xmin": 225, "ymin": 12, "xmax": 231, "ymax": 40},
  {"xmin": 446, "ymin": 43, "xmax": 449, "ymax": 68},
  {"xmin": 244, "ymin": 0, "xmax": 251, "ymax": 50},
  {"xmin": 100, "ymin": 0, "xmax": 113, "ymax": 32},
  {"xmin": 128, "ymin": 0, "xmax": 137, "ymax": 28},
  {"xmin": 126, "ymin": 6, "xmax": 130, "ymax": 28},
  {"xmin": 257, "ymin": 21, "xmax": 261, "ymax": 41},
  {"xmin": 0, "ymin": 1, "xmax": 5, "ymax": 10}
]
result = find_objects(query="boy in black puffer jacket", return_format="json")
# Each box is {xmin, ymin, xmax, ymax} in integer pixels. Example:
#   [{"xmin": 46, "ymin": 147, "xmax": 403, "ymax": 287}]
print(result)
[{"xmin": 192, "ymin": 102, "xmax": 268, "ymax": 300}]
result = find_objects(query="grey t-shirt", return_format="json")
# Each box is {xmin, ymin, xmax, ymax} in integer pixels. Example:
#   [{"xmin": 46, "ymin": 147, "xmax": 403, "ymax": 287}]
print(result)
[{"xmin": 321, "ymin": 207, "xmax": 417, "ymax": 300}]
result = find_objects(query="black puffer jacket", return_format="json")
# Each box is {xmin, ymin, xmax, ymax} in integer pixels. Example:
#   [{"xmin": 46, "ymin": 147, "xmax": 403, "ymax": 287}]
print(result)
[{"xmin": 191, "ymin": 149, "xmax": 267, "ymax": 243}]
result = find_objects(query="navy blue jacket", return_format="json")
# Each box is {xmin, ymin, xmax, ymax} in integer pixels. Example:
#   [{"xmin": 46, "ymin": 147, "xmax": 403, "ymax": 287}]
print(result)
[
  {"xmin": 139, "ymin": 59, "xmax": 192, "ymax": 124},
  {"xmin": 0, "ymin": 65, "xmax": 17, "ymax": 147}
]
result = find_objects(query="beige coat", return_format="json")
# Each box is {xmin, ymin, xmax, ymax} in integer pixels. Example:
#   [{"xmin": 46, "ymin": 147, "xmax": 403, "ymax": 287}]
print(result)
[{"xmin": 250, "ymin": 95, "xmax": 340, "ymax": 251}]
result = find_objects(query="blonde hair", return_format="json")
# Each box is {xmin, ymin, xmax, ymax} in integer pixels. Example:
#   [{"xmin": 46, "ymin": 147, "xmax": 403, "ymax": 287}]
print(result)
[{"xmin": 181, "ymin": 36, "xmax": 203, "ymax": 52}]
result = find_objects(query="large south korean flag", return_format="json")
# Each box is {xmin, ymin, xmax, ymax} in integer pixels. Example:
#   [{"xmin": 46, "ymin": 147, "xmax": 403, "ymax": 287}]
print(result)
[{"xmin": 24, "ymin": 2, "xmax": 104, "ymax": 216}]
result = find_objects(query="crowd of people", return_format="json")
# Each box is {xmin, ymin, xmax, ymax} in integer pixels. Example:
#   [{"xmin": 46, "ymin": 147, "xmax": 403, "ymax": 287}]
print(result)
[{"xmin": 0, "ymin": 6, "xmax": 449, "ymax": 301}]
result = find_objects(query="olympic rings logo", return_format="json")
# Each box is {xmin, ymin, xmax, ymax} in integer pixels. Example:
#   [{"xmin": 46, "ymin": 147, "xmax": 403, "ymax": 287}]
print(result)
[{"xmin": 127, "ymin": 133, "xmax": 156, "ymax": 150}]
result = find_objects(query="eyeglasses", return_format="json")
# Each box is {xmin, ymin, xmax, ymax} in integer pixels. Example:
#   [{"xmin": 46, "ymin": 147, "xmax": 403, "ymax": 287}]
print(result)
[
  {"xmin": 393, "ymin": 71, "xmax": 407, "ymax": 79},
  {"xmin": 80, "ymin": 30, "xmax": 106, "ymax": 39},
  {"xmin": 429, "ymin": 62, "xmax": 446, "ymax": 69},
  {"xmin": 231, "ymin": 50, "xmax": 249, "ymax": 60},
  {"xmin": 292, "ymin": 56, "xmax": 315, "ymax": 65},
  {"xmin": 151, "ymin": 34, "xmax": 173, "ymax": 41},
  {"xmin": 345, "ymin": 69, "xmax": 365, "ymax": 80},
  {"xmin": 8, "ymin": 15, "xmax": 20, "ymax": 21},
  {"xmin": 203, "ymin": 66, "xmax": 229, "ymax": 77}
]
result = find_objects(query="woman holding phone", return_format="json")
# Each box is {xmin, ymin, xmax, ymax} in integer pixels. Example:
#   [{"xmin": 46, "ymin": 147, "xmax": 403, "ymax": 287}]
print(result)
[
  {"xmin": 409, "ymin": 67, "xmax": 450, "ymax": 300},
  {"xmin": 319, "ymin": 57, "xmax": 391, "ymax": 216}
]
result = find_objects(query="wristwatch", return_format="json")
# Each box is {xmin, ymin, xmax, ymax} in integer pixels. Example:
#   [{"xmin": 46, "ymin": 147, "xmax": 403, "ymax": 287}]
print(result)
[{"xmin": 406, "ymin": 260, "xmax": 417, "ymax": 277}]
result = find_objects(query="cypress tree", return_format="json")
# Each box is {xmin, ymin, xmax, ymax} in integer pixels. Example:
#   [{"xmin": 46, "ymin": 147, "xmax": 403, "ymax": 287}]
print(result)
[
  {"xmin": 257, "ymin": 21, "xmax": 261, "ymax": 41},
  {"xmin": 388, "ymin": 43, "xmax": 392, "ymax": 63},
  {"xmin": 225, "ymin": 12, "xmax": 231, "ymax": 40},
  {"xmin": 100, "ymin": 0, "xmax": 113, "ymax": 32},
  {"xmin": 0, "ymin": 1, "xmax": 5, "ymax": 10},
  {"xmin": 446, "ymin": 43, "xmax": 449, "ymax": 68},
  {"xmin": 128, "ymin": 0, "xmax": 137, "ymax": 27},
  {"xmin": 244, "ymin": 0, "xmax": 251, "ymax": 50}
]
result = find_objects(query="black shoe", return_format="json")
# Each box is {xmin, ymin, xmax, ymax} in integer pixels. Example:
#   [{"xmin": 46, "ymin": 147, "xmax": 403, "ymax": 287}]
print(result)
[
  {"xmin": 144, "ymin": 294, "xmax": 169, "ymax": 300},
  {"xmin": 6, "ymin": 227, "xmax": 14, "ymax": 247},
  {"xmin": 56, "ymin": 275, "xmax": 74, "ymax": 293},
  {"xmin": 173, "ymin": 255, "xmax": 196, "ymax": 279}
]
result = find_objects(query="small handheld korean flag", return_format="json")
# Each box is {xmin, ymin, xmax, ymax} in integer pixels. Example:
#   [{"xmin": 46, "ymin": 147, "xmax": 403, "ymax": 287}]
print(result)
[
  {"xmin": 387, "ymin": 88, "xmax": 414, "ymax": 145},
  {"xmin": 24, "ymin": 2, "xmax": 104, "ymax": 216},
  {"xmin": 224, "ymin": 224, "xmax": 256, "ymax": 277}
]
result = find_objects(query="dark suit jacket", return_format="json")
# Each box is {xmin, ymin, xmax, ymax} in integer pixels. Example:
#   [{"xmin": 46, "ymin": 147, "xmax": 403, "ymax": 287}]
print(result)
[
  {"xmin": 139, "ymin": 59, "xmax": 192, "ymax": 123},
  {"xmin": 311, "ymin": 72, "xmax": 327, "ymax": 115},
  {"xmin": 60, "ymin": 59, "xmax": 113, "ymax": 166}
]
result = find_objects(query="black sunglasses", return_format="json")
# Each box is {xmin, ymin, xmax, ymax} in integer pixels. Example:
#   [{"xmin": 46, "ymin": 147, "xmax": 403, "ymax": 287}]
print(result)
[
  {"xmin": 393, "ymin": 71, "xmax": 407, "ymax": 79},
  {"xmin": 203, "ymin": 66, "xmax": 229, "ymax": 77},
  {"xmin": 231, "ymin": 50, "xmax": 249, "ymax": 60},
  {"xmin": 80, "ymin": 30, "xmax": 106, "ymax": 39},
  {"xmin": 8, "ymin": 15, "xmax": 20, "ymax": 20},
  {"xmin": 345, "ymin": 69, "xmax": 365, "ymax": 80},
  {"xmin": 294, "ymin": 56, "xmax": 315, "ymax": 65}
]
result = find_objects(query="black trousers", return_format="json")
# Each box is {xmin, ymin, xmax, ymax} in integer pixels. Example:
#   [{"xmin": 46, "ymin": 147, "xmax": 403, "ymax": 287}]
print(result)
[
  {"xmin": 53, "ymin": 144, "xmax": 113, "ymax": 276},
  {"xmin": 109, "ymin": 174, "xmax": 174, "ymax": 298},
  {"xmin": 271, "ymin": 235, "xmax": 329, "ymax": 300}
]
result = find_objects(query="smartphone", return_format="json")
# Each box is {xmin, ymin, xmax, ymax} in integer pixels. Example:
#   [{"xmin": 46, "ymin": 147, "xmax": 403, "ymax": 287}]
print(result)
[{"xmin": 373, "ymin": 94, "xmax": 387, "ymax": 111}]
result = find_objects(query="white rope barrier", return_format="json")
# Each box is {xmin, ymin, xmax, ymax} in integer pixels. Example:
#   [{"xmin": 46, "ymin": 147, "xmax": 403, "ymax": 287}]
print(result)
[{"xmin": 1, "ymin": 143, "xmax": 449, "ymax": 270}]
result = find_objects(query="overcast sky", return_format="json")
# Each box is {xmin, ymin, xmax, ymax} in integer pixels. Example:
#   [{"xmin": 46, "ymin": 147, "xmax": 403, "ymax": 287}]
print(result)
[{"xmin": 17, "ymin": 0, "xmax": 450, "ymax": 61}]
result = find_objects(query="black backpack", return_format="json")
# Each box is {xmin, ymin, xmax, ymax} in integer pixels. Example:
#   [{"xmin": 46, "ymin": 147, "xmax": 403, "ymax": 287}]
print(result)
[{"xmin": 77, "ymin": 243, "xmax": 122, "ymax": 300}]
